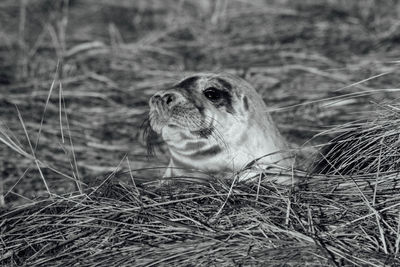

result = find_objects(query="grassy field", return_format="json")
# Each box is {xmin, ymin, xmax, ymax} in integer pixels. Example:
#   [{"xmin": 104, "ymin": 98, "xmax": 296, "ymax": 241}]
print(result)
[{"xmin": 1, "ymin": 0, "xmax": 400, "ymax": 266}]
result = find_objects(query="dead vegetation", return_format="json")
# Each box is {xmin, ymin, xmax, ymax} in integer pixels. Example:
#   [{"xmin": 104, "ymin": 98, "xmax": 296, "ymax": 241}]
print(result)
[{"xmin": 1, "ymin": 0, "xmax": 400, "ymax": 266}]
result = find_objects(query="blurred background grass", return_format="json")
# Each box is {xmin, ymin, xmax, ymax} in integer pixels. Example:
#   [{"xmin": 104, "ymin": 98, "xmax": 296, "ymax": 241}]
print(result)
[{"xmin": 0, "ymin": 0, "xmax": 399, "ymax": 206}]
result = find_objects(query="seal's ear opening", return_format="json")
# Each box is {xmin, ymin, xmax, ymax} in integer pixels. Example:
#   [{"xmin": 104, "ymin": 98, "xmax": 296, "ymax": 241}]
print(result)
[{"xmin": 140, "ymin": 117, "xmax": 159, "ymax": 158}]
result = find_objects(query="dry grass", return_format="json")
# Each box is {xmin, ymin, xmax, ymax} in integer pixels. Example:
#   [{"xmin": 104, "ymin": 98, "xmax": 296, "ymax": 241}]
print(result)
[
  {"xmin": 1, "ymin": 0, "xmax": 400, "ymax": 265},
  {"xmin": 2, "ymin": 168, "xmax": 400, "ymax": 266},
  {"xmin": 313, "ymin": 103, "xmax": 400, "ymax": 175}
]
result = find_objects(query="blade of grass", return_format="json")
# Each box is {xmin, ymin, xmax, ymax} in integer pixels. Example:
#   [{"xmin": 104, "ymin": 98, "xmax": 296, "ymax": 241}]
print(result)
[
  {"xmin": 60, "ymin": 81, "xmax": 81, "ymax": 193},
  {"xmin": 34, "ymin": 60, "xmax": 59, "ymax": 151},
  {"xmin": 15, "ymin": 105, "xmax": 51, "ymax": 195}
]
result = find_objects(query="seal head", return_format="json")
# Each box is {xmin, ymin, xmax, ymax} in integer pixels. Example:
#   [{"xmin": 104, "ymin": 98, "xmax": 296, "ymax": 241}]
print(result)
[{"xmin": 148, "ymin": 73, "xmax": 292, "ymax": 179}]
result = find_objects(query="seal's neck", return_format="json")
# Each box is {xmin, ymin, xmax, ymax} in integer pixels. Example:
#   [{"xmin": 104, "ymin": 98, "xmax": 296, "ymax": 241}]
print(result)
[
  {"xmin": 162, "ymin": 118, "xmax": 293, "ymax": 175},
  {"xmin": 225, "ymin": 116, "xmax": 292, "ymax": 169}
]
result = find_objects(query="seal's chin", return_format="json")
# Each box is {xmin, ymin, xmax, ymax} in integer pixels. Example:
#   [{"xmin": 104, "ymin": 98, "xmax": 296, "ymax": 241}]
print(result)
[
  {"xmin": 166, "ymin": 121, "xmax": 211, "ymax": 136},
  {"xmin": 156, "ymin": 118, "xmax": 214, "ymax": 140},
  {"xmin": 149, "ymin": 115, "xmax": 202, "ymax": 134}
]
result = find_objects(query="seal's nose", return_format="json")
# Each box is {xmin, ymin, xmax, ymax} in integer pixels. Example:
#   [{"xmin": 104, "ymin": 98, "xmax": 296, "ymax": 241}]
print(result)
[
  {"xmin": 162, "ymin": 93, "xmax": 175, "ymax": 106},
  {"xmin": 150, "ymin": 91, "xmax": 180, "ymax": 108}
]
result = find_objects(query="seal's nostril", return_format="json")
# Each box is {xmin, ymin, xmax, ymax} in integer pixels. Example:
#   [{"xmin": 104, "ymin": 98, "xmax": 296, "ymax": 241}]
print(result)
[
  {"xmin": 163, "ymin": 93, "xmax": 175, "ymax": 105},
  {"xmin": 152, "ymin": 95, "xmax": 161, "ymax": 103}
]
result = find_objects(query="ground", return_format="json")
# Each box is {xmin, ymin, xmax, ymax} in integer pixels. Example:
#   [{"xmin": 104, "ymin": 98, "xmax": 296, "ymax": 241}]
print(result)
[{"xmin": 1, "ymin": 0, "xmax": 400, "ymax": 266}]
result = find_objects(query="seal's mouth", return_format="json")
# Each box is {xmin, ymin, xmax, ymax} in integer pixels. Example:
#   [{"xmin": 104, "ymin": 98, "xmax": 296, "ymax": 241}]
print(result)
[
  {"xmin": 149, "ymin": 103, "xmax": 209, "ymax": 134},
  {"xmin": 190, "ymin": 127, "xmax": 214, "ymax": 138}
]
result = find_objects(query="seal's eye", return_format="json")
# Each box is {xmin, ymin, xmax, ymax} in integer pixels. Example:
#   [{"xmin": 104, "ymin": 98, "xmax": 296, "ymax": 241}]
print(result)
[{"xmin": 203, "ymin": 87, "xmax": 222, "ymax": 102}]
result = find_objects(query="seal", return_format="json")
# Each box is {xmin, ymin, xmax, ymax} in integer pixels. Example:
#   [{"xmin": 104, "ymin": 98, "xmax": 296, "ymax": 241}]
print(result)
[{"xmin": 148, "ymin": 73, "xmax": 293, "ymax": 182}]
